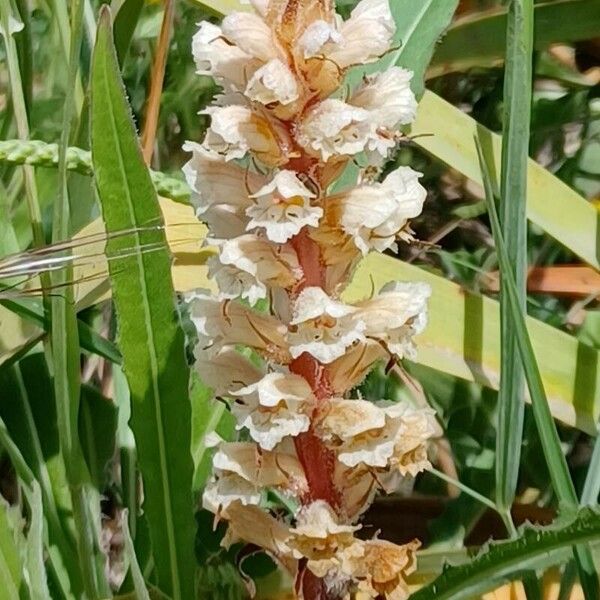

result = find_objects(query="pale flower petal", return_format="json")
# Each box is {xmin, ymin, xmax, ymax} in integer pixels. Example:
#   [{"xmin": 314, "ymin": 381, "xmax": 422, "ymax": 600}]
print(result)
[
  {"xmin": 289, "ymin": 500, "xmax": 358, "ymax": 562},
  {"xmin": 220, "ymin": 501, "xmax": 294, "ymax": 571},
  {"xmin": 193, "ymin": 346, "xmax": 263, "ymax": 397},
  {"xmin": 202, "ymin": 105, "xmax": 287, "ymax": 165},
  {"xmin": 213, "ymin": 234, "xmax": 302, "ymax": 302},
  {"xmin": 298, "ymin": 20, "xmax": 342, "ymax": 58},
  {"xmin": 318, "ymin": 399, "xmax": 435, "ymax": 473},
  {"xmin": 212, "ymin": 442, "xmax": 307, "ymax": 497},
  {"xmin": 182, "ymin": 141, "xmax": 262, "ymax": 215},
  {"xmin": 355, "ymin": 281, "xmax": 431, "ymax": 359},
  {"xmin": 192, "ymin": 21, "xmax": 256, "ymax": 90},
  {"xmin": 207, "ymin": 256, "xmax": 267, "ymax": 305},
  {"xmin": 291, "ymin": 287, "xmax": 357, "ymax": 323},
  {"xmin": 202, "ymin": 474, "xmax": 262, "ymax": 512},
  {"xmin": 327, "ymin": 0, "xmax": 395, "ymax": 69},
  {"xmin": 245, "ymin": 59, "xmax": 300, "ymax": 106},
  {"xmin": 327, "ymin": 167, "xmax": 427, "ymax": 254},
  {"xmin": 325, "ymin": 340, "xmax": 388, "ymax": 395},
  {"xmin": 232, "ymin": 372, "xmax": 314, "ymax": 449},
  {"xmin": 296, "ymin": 99, "xmax": 377, "ymax": 161},
  {"xmin": 317, "ymin": 399, "xmax": 386, "ymax": 440},
  {"xmin": 246, "ymin": 170, "xmax": 321, "ymax": 242},
  {"xmin": 187, "ymin": 291, "xmax": 288, "ymax": 359},
  {"xmin": 287, "ymin": 288, "xmax": 366, "ymax": 364},
  {"xmin": 340, "ymin": 539, "xmax": 419, "ymax": 600},
  {"xmin": 221, "ymin": 12, "xmax": 279, "ymax": 61},
  {"xmin": 351, "ymin": 67, "xmax": 417, "ymax": 128}
]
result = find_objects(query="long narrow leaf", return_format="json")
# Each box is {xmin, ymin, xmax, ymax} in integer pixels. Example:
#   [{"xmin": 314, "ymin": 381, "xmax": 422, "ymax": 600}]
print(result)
[
  {"xmin": 495, "ymin": 0, "xmax": 534, "ymax": 518},
  {"xmin": 477, "ymin": 138, "xmax": 600, "ymax": 598},
  {"xmin": 91, "ymin": 9, "xmax": 196, "ymax": 599}
]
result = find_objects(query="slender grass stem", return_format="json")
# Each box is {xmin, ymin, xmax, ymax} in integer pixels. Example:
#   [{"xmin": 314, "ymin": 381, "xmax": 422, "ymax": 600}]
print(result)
[
  {"xmin": 428, "ymin": 467, "xmax": 498, "ymax": 513},
  {"xmin": 495, "ymin": 0, "xmax": 534, "ymax": 517},
  {"xmin": 477, "ymin": 138, "xmax": 600, "ymax": 600}
]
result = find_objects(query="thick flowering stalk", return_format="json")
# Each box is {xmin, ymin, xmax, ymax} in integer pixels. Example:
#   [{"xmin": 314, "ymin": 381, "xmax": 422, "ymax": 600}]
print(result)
[{"xmin": 185, "ymin": 0, "xmax": 436, "ymax": 597}]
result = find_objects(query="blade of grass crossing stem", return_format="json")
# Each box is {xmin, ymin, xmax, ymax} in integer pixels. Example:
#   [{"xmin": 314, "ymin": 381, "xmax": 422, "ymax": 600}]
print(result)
[
  {"xmin": 495, "ymin": 0, "xmax": 533, "ymax": 518},
  {"xmin": 91, "ymin": 8, "xmax": 196, "ymax": 599},
  {"xmin": 52, "ymin": 1, "xmax": 110, "ymax": 597},
  {"xmin": 476, "ymin": 138, "xmax": 600, "ymax": 599}
]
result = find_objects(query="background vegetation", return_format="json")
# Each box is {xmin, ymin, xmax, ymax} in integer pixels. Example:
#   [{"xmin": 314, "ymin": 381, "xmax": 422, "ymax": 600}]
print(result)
[{"xmin": 0, "ymin": 0, "xmax": 599, "ymax": 598}]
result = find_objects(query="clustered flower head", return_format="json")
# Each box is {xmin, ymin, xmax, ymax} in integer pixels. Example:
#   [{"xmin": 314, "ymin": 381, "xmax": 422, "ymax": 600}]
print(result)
[{"xmin": 185, "ymin": 0, "xmax": 437, "ymax": 597}]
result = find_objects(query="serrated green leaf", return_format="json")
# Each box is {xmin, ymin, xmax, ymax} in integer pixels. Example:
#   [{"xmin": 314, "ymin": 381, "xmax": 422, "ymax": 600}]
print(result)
[
  {"xmin": 90, "ymin": 8, "xmax": 196, "ymax": 599},
  {"xmin": 411, "ymin": 509, "xmax": 600, "ymax": 600}
]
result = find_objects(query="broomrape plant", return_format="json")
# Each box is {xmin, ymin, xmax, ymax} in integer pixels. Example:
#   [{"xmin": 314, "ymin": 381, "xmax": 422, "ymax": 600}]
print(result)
[{"xmin": 185, "ymin": 0, "xmax": 436, "ymax": 597}]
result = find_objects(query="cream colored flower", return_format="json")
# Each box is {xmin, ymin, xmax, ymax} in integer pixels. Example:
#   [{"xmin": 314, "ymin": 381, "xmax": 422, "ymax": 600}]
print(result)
[
  {"xmin": 317, "ymin": 400, "xmax": 393, "ymax": 468},
  {"xmin": 383, "ymin": 402, "xmax": 436, "ymax": 479},
  {"xmin": 296, "ymin": 99, "xmax": 378, "ymax": 161},
  {"xmin": 316, "ymin": 399, "xmax": 435, "ymax": 474},
  {"xmin": 299, "ymin": 0, "xmax": 395, "ymax": 70},
  {"xmin": 193, "ymin": 346, "xmax": 263, "ymax": 397},
  {"xmin": 202, "ymin": 105, "xmax": 288, "ymax": 166},
  {"xmin": 187, "ymin": 291, "xmax": 288, "ymax": 359},
  {"xmin": 220, "ymin": 501, "xmax": 295, "ymax": 572},
  {"xmin": 192, "ymin": 21, "xmax": 256, "ymax": 90},
  {"xmin": 245, "ymin": 59, "xmax": 300, "ymax": 106},
  {"xmin": 203, "ymin": 441, "xmax": 307, "ymax": 512},
  {"xmin": 221, "ymin": 11, "xmax": 279, "ymax": 62},
  {"xmin": 326, "ymin": 167, "xmax": 427, "ymax": 255},
  {"xmin": 232, "ymin": 372, "xmax": 314, "ymax": 450},
  {"xmin": 287, "ymin": 287, "xmax": 366, "ymax": 363},
  {"xmin": 209, "ymin": 234, "xmax": 301, "ymax": 304},
  {"xmin": 325, "ymin": 340, "xmax": 388, "ymax": 395},
  {"xmin": 288, "ymin": 500, "xmax": 358, "ymax": 564},
  {"xmin": 351, "ymin": 67, "xmax": 417, "ymax": 129},
  {"xmin": 246, "ymin": 170, "xmax": 322, "ymax": 243},
  {"xmin": 183, "ymin": 141, "xmax": 263, "ymax": 237},
  {"xmin": 340, "ymin": 539, "xmax": 419, "ymax": 600},
  {"xmin": 298, "ymin": 20, "xmax": 342, "ymax": 58},
  {"xmin": 355, "ymin": 281, "xmax": 431, "ymax": 359}
]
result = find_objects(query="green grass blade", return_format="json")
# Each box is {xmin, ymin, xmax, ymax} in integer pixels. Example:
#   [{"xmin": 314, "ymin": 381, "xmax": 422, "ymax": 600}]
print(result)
[
  {"xmin": 0, "ymin": 357, "xmax": 83, "ymax": 597},
  {"xmin": 0, "ymin": 295, "xmax": 122, "ymax": 364},
  {"xmin": 477, "ymin": 138, "xmax": 600, "ymax": 599},
  {"xmin": 122, "ymin": 510, "xmax": 151, "ymax": 600},
  {"xmin": 51, "ymin": 2, "xmax": 110, "ymax": 595},
  {"xmin": 114, "ymin": 0, "xmax": 144, "ymax": 66},
  {"xmin": 430, "ymin": 0, "xmax": 600, "ymax": 77},
  {"xmin": 477, "ymin": 137, "xmax": 577, "ymax": 505},
  {"xmin": 581, "ymin": 435, "xmax": 600, "ymax": 506},
  {"xmin": 0, "ymin": 501, "xmax": 23, "ymax": 600},
  {"xmin": 91, "ymin": 8, "xmax": 196, "ymax": 598},
  {"xmin": 410, "ymin": 508, "xmax": 600, "ymax": 600},
  {"xmin": 495, "ymin": 0, "xmax": 534, "ymax": 518}
]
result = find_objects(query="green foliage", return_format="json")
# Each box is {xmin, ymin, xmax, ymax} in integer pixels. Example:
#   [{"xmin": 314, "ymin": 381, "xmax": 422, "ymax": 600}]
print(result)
[
  {"xmin": 412, "ymin": 508, "xmax": 600, "ymax": 600},
  {"xmin": 90, "ymin": 9, "xmax": 196, "ymax": 599},
  {"xmin": 495, "ymin": 0, "xmax": 533, "ymax": 525},
  {"xmin": 0, "ymin": 0, "xmax": 599, "ymax": 598}
]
